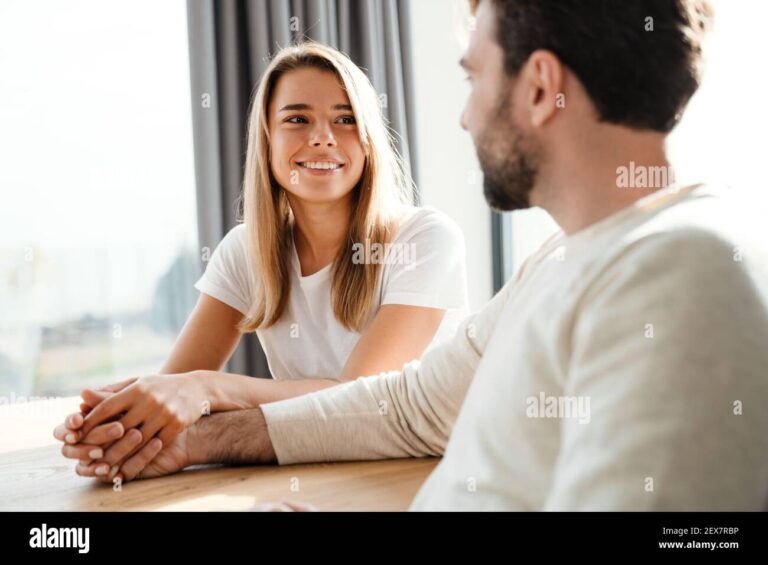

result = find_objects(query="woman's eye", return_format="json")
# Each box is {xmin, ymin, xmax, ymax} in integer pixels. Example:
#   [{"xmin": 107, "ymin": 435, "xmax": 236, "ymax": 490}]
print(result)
[
  {"xmin": 337, "ymin": 115, "xmax": 356, "ymax": 125},
  {"xmin": 286, "ymin": 116, "xmax": 308, "ymax": 124}
]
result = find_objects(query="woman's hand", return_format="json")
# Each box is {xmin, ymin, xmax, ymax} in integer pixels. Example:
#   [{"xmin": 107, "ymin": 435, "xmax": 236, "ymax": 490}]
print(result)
[
  {"xmin": 52, "ymin": 377, "xmax": 137, "ymax": 462},
  {"xmin": 58, "ymin": 410, "xmax": 192, "ymax": 483},
  {"xmin": 77, "ymin": 426, "xmax": 192, "ymax": 483},
  {"xmin": 54, "ymin": 412, "xmax": 126, "ymax": 463},
  {"xmin": 77, "ymin": 372, "xmax": 209, "ymax": 474}
]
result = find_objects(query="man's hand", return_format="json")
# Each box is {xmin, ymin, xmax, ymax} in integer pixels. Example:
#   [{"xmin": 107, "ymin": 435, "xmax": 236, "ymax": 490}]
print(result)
[
  {"xmin": 54, "ymin": 412, "xmax": 126, "ymax": 467},
  {"xmin": 75, "ymin": 427, "xmax": 191, "ymax": 482},
  {"xmin": 53, "ymin": 379, "xmax": 136, "ymax": 474},
  {"xmin": 78, "ymin": 373, "xmax": 209, "ymax": 469},
  {"xmin": 58, "ymin": 406, "xmax": 276, "ymax": 483}
]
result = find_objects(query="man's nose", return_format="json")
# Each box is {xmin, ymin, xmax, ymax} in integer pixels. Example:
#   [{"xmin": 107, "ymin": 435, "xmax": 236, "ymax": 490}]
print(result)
[{"xmin": 459, "ymin": 108, "xmax": 468, "ymax": 131}]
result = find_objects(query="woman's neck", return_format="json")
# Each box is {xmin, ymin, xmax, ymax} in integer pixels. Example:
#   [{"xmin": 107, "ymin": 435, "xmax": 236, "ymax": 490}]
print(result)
[{"xmin": 289, "ymin": 195, "xmax": 353, "ymax": 276}]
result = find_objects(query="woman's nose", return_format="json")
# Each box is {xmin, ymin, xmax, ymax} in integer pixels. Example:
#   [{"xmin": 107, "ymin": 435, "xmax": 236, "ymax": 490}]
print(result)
[{"xmin": 310, "ymin": 126, "xmax": 337, "ymax": 147}]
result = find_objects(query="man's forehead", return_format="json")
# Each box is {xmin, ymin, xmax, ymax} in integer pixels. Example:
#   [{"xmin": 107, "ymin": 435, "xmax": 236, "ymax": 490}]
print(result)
[
  {"xmin": 460, "ymin": 0, "xmax": 503, "ymax": 70},
  {"xmin": 464, "ymin": 0, "xmax": 499, "ymax": 67}
]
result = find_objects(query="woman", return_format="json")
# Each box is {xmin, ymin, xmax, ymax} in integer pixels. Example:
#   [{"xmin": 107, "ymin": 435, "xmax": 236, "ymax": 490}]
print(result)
[{"xmin": 54, "ymin": 42, "xmax": 468, "ymax": 481}]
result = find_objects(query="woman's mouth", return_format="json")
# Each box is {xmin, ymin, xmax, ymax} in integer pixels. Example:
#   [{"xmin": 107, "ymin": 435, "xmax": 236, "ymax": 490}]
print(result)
[{"xmin": 296, "ymin": 161, "xmax": 345, "ymax": 175}]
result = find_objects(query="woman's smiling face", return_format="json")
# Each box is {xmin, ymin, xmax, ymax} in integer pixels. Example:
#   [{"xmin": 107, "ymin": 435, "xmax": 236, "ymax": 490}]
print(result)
[{"xmin": 268, "ymin": 67, "xmax": 366, "ymax": 204}]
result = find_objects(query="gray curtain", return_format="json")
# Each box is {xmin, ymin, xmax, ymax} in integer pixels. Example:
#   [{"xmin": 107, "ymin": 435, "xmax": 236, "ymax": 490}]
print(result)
[{"xmin": 186, "ymin": 0, "xmax": 419, "ymax": 378}]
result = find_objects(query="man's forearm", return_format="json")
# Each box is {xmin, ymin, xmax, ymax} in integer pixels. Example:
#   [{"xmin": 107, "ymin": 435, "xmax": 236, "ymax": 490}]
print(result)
[{"xmin": 187, "ymin": 407, "xmax": 277, "ymax": 466}]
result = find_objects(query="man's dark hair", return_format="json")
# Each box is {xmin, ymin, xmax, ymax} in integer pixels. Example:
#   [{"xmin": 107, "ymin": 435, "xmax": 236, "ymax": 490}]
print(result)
[{"xmin": 471, "ymin": 0, "xmax": 713, "ymax": 132}]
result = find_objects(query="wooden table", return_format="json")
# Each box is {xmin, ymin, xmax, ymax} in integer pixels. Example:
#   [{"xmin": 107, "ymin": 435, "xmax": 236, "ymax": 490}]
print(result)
[{"xmin": 0, "ymin": 396, "xmax": 439, "ymax": 511}]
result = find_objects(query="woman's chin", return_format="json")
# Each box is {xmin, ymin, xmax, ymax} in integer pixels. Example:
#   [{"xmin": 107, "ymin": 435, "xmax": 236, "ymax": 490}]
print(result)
[{"xmin": 286, "ymin": 185, "xmax": 356, "ymax": 205}]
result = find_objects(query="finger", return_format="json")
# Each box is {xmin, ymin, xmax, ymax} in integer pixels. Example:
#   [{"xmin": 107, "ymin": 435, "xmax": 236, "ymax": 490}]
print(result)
[
  {"xmin": 53, "ymin": 423, "xmax": 75, "ymax": 443},
  {"xmin": 81, "ymin": 391, "xmax": 135, "ymax": 437},
  {"xmin": 116, "ymin": 404, "xmax": 152, "ymax": 433},
  {"xmin": 66, "ymin": 413, "xmax": 84, "ymax": 430},
  {"xmin": 75, "ymin": 461, "xmax": 105, "ymax": 478},
  {"xmin": 59, "ymin": 416, "xmax": 123, "ymax": 446},
  {"xmin": 61, "ymin": 443, "xmax": 104, "ymax": 461},
  {"xmin": 98, "ymin": 428, "xmax": 143, "ymax": 468},
  {"xmin": 136, "ymin": 413, "xmax": 172, "ymax": 449},
  {"xmin": 76, "ymin": 461, "xmax": 120, "ymax": 484},
  {"xmin": 155, "ymin": 419, "xmax": 185, "ymax": 450},
  {"xmin": 120, "ymin": 438, "xmax": 163, "ymax": 481},
  {"xmin": 111, "ymin": 412, "xmax": 165, "ymax": 466},
  {"xmin": 80, "ymin": 389, "xmax": 112, "ymax": 409},
  {"xmin": 96, "ymin": 377, "xmax": 139, "ymax": 393},
  {"xmin": 53, "ymin": 413, "xmax": 85, "ymax": 443},
  {"xmin": 80, "ymin": 377, "xmax": 138, "ymax": 421},
  {"xmin": 80, "ymin": 421, "xmax": 125, "ymax": 445}
]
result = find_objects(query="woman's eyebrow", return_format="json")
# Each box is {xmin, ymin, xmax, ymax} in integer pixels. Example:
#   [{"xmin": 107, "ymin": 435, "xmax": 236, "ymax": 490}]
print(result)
[{"xmin": 278, "ymin": 103, "xmax": 353, "ymax": 112}]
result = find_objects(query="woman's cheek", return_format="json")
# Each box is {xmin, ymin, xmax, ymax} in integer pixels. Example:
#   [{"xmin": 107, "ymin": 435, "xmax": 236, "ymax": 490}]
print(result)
[
  {"xmin": 350, "ymin": 158, "xmax": 365, "ymax": 183},
  {"xmin": 343, "ymin": 139, "xmax": 366, "ymax": 179},
  {"xmin": 269, "ymin": 147, "xmax": 293, "ymax": 186}
]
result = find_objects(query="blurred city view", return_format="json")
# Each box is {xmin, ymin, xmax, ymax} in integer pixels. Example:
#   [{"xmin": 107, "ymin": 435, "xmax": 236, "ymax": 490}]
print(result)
[{"xmin": 0, "ymin": 0, "xmax": 199, "ymax": 397}]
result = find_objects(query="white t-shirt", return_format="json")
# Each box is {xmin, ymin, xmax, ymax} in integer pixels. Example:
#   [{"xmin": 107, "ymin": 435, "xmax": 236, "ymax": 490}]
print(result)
[{"xmin": 194, "ymin": 206, "xmax": 469, "ymax": 381}]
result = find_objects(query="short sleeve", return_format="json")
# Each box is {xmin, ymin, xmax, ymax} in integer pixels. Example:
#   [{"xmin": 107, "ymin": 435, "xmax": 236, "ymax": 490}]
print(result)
[
  {"xmin": 193, "ymin": 224, "xmax": 253, "ymax": 315},
  {"xmin": 380, "ymin": 208, "xmax": 469, "ymax": 311}
]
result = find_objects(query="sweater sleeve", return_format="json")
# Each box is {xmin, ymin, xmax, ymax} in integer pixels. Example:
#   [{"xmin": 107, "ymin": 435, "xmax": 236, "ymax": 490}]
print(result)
[
  {"xmin": 260, "ymin": 280, "xmax": 513, "ymax": 463},
  {"xmin": 543, "ymin": 229, "xmax": 768, "ymax": 510}
]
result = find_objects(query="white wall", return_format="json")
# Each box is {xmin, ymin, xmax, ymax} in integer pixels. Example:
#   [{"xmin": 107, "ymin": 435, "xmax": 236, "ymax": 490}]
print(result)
[{"xmin": 406, "ymin": 0, "xmax": 493, "ymax": 310}]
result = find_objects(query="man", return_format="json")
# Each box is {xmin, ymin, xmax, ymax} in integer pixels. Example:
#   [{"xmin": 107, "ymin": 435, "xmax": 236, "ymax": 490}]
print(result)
[{"xmin": 59, "ymin": 0, "xmax": 768, "ymax": 510}]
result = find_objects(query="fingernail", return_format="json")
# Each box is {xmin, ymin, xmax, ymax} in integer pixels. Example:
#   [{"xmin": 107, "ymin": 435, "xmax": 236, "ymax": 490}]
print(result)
[
  {"xmin": 89, "ymin": 449, "xmax": 103, "ymax": 459},
  {"xmin": 108, "ymin": 465, "xmax": 119, "ymax": 480},
  {"xmin": 65, "ymin": 433, "xmax": 76, "ymax": 444},
  {"xmin": 95, "ymin": 465, "xmax": 108, "ymax": 476}
]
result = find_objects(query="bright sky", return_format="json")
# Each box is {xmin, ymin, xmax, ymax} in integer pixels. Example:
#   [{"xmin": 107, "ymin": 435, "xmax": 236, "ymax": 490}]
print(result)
[{"xmin": 0, "ymin": 0, "xmax": 197, "ymax": 322}]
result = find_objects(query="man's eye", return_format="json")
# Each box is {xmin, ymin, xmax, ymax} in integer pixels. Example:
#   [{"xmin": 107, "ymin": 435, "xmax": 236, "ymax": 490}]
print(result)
[
  {"xmin": 286, "ymin": 116, "xmax": 308, "ymax": 124},
  {"xmin": 337, "ymin": 115, "xmax": 356, "ymax": 125}
]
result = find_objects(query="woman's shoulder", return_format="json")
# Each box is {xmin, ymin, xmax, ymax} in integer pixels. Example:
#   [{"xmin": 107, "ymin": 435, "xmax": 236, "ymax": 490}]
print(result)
[
  {"xmin": 393, "ymin": 205, "xmax": 465, "ymax": 246},
  {"xmin": 219, "ymin": 222, "xmax": 248, "ymax": 249},
  {"xmin": 210, "ymin": 223, "xmax": 251, "ymax": 271}
]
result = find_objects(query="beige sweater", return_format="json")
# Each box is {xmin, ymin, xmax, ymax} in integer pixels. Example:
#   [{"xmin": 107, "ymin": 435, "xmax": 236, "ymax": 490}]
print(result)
[{"xmin": 261, "ymin": 183, "xmax": 768, "ymax": 510}]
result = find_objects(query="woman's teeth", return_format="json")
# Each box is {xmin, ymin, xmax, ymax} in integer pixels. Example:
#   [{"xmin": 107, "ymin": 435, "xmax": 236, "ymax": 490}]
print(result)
[{"xmin": 300, "ymin": 162, "xmax": 342, "ymax": 170}]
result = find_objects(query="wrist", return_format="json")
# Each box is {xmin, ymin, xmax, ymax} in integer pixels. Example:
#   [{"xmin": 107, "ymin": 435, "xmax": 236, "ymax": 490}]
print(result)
[
  {"xmin": 254, "ymin": 407, "xmax": 277, "ymax": 463},
  {"xmin": 183, "ymin": 408, "xmax": 277, "ymax": 466},
  {"xmin": 184, "ymin": 417, "xmax": 208, "ymax": 466},
  {"xmin": 187, "ymin": 370, "xmax": 217, "ymax": 416}
]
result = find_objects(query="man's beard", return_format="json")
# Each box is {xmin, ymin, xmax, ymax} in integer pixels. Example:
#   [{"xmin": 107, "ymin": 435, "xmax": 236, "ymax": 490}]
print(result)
[{"xmin": 475, "ymin": 92, "xmax": 540, "ymax": 212}]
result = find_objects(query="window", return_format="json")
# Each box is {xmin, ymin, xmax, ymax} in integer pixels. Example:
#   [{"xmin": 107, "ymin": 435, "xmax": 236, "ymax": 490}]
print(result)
[
  {"xmin": 504, "ymin": 0, "xmax": 768, "ymax": 278},
  {"xmin": 0, "ymin": 0, "xmax": 198, "ymax": 397}
]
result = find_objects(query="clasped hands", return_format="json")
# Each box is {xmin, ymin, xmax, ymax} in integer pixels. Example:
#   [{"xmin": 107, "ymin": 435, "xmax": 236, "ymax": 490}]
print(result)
[{"xmin": 52, "ymin": 374, "xmax": 207, "ymax": 483}]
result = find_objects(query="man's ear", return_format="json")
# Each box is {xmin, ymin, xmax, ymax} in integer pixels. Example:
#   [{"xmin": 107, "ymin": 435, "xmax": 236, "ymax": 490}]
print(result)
[{"xmin": 521, "ymin": 49, "xmax": 565, "ymax": 128}]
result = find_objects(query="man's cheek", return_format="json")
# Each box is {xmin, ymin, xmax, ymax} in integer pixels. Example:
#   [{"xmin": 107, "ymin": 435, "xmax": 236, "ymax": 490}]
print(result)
[{"xmin": 464, "ymin": 93, "xmax": 483, "ymax": 133}]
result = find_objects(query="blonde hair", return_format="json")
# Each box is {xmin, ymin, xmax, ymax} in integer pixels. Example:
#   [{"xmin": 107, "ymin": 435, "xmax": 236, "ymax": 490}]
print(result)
[{"xmin": 237, "ymin": 41, "xmax": 414, "ymax": 333}]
